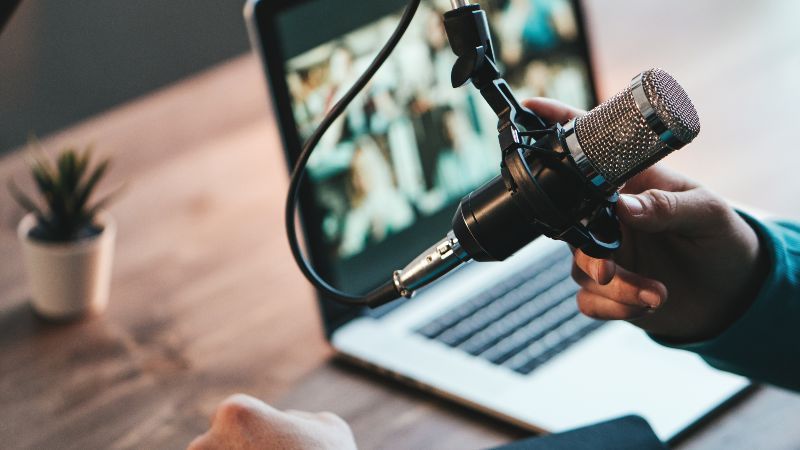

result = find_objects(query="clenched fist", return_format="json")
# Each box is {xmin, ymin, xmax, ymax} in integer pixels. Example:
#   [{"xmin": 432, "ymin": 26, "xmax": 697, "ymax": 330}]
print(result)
[{"xmin": 188, "ymin": 394, "xmax": 357, "ymax": 450}]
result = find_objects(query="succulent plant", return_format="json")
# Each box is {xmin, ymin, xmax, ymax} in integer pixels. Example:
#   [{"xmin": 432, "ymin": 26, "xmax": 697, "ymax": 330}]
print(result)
[{"xmin": 8, "ymin": 144, "xmax": 121, "ymax": 242}]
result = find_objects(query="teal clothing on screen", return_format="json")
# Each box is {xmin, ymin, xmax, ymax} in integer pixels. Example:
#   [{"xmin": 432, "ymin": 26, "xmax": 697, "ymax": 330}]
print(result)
[{"xmin": 656, "ymin": 215, "xmax": 800, "ymax": 391}]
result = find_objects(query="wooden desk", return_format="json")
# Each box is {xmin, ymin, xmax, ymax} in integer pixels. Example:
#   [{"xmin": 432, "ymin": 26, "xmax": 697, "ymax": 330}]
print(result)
[{"xmin": 3, "ymin": 2, "xmax": 800, "ymax": 446}]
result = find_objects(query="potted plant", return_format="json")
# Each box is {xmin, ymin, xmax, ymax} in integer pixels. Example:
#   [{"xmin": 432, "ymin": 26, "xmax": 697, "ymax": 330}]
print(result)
[{"xmin": 9, "ymin": 145, "xmax": 120, "ymax": 320}]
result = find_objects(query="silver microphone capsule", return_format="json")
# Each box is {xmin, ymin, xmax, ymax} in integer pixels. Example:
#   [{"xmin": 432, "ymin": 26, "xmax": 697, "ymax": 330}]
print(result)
[{"xmin": 564, "ymin": 68, "xmax": 701, "ymax": 191}]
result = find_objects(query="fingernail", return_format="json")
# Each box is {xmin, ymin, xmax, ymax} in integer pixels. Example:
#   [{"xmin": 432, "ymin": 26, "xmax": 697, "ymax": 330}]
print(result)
[
  {"xmin": 620, "ymin": 195, "xmax": 644, "ymax": 216},
  {"xmin": 639, "ymin": 289, "xmax": 661, "ymax": 308}
]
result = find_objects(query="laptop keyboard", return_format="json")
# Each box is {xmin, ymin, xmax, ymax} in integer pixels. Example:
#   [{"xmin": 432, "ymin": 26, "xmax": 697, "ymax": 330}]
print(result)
[{"xmin": 415, "ymin": 245, "xmax": 605, "ymax": 375}]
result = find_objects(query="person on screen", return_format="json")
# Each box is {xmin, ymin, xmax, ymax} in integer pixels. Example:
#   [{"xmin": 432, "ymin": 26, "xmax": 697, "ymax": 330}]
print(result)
[
  {"xmin": 188, "ymin": 98, "xmax": 800, "ymax": 449},
  {"xmin": 493, "ymin": 0, "xmax": 577, "ymax": 66},
  {"xmin": 338, "ymin": 136, "xmax": 415, "ymax": 257},
  {"xmin": 434, "ymin": 109, "xmax": 497, "ymax": 198}
]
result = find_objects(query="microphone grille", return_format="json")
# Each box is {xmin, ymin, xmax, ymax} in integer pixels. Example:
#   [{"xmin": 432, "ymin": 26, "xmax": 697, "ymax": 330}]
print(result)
[
  {"xmin": 642, "ymin": 68, "xmax": 701, "ymax": 143},
  {"xmin": 573, "ymin": 68, "xmax": 700, "ymax": 186}
]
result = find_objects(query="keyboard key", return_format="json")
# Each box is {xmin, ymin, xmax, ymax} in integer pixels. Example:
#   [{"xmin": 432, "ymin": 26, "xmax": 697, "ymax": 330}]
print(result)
[
  {"xmin": 413, "ymin": 245, "xmax": 605, "ymax": 377},
  {"xmin": 434, "ymin": 259, "xmax": 573, "ymax": 347},
  {"xmin": 479, "ymin": 296, "xmax": 579, "ymax": 364},
  {"xmin": 458, "ymin": 277, "xmax": 578, "ymax": 355},
  {"xmin": 503, "ymin": 314, "xmax": 599, "ymax": 373},
  {"xmin": 415, "ymin": 247, "xmax": 571, "ymax": 338}
]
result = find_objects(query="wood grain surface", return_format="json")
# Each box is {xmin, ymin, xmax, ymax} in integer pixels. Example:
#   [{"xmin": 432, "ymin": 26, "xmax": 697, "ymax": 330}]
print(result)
[{"xmin": 3, "ymin": 2, "xmax": 800, "ymax": 447}]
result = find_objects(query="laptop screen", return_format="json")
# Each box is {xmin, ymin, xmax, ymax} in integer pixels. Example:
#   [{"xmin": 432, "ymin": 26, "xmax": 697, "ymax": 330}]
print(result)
[{"xmin": 256, "ymin": 0, "xmax": 596, "ymax": 320}]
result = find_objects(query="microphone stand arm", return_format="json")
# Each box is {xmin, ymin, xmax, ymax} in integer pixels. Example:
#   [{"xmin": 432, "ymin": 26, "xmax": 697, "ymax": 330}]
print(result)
[
  {"xmin": 387, "ymin": 0, "xmax": 548, "ymax": 303},
  {"xmin": 443, "ymin": 0, "xmax": 623, "ymax": 260},
  {"xmin": 443, "ymin": 0, "xmax": 547, "ymax": 143},
  {"xmin": 383, "ymin": 0, "xmax": 621, "ymax": 306}
]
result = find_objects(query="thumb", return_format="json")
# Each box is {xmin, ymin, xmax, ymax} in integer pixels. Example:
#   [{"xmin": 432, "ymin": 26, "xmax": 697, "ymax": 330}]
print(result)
[
  {"xmin": 617, "ymin": 188, "xmax": 729, "ymax": 235},
  {"xmin": 522, "ymin": 97, "xmax": 585, "ymax": 124}
]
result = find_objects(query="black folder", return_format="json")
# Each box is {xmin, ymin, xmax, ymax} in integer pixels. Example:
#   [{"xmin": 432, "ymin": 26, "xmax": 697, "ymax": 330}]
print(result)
[{"xmin": 492, "ymin": 416, "xmax": 666, "ymax": 450}]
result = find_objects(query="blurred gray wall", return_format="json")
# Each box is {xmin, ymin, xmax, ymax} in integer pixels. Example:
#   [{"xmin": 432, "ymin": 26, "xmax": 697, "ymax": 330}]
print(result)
[{"xmin": 0, "ymin": 0, "xmax": 250, "ymax": 154}]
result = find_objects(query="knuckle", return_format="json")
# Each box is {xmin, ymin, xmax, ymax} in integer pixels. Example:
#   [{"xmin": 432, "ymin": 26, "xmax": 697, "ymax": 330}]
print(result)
[
  {"xmin": 570, "ymin": 263, "xmax": 589, "ymax": 284},
  {"xmin": 698, "ymin": 188, "xmax": 731, "ymax": 216},
  {"xmin": 317, "ymin": 411, "xmax": 349, "ymax": 428},
  {"xmin": 187, "ymin": 436, "xmax": 209, "ymax": 450},
  {"xmin": 574, "ymin": 249, "xmax": 591, "ymax": 265},
  {"xmin": 619, "ymin": 306, "xmax": 648, "ymax": 320},
  {"xmin": 645, "ymin": 189, "xmax": 678, "ymax": 218},
  {"xmin": 576, "ymin": 292, "xmax": 599, "ymax": 319},
  {"xmin": 215, "ymin": 397, "xmax": 255, "ymax": 426},
  {"xmin": 573, "ymin": 252, "xmax": 595, "ymax": 276},
  {"xmin": 608, "ymin": 281, "xmax": 636, "ymax": 303}
]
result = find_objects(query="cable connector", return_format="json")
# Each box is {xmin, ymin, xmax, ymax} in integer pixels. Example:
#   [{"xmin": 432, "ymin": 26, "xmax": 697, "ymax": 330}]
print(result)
[{"xmin": 391, "ymin": 232, "xmax": 469, "ymax": 300}]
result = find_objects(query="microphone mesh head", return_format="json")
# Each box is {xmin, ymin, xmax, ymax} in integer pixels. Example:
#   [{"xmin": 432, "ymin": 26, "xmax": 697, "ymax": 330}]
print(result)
[{"xmin": 574, "ymin": 68, "xmax": 700, "ymax": 186}]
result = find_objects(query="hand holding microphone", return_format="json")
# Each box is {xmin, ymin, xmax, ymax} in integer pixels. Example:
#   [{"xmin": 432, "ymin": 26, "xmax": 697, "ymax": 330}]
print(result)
[
  {"xmin": 525, "ymin": 98, "xmax": 769, "ymax": 343},
  {"xmin": 287, "ymin": 0, "xmax": 736, "ymax": 311}
]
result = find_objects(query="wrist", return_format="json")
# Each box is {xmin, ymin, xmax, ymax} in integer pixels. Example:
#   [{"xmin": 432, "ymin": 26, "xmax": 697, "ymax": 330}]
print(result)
[
  {"xmin": 651, "ymin": 211, "xmax": 770, "ymax": 345},
  {"xmin": 725, "ymin": 211, "xmax": 772, "ymax": 324},
  {"xmin": 706, "ymin": 214, "xmax": 769, "ymax": 340}
]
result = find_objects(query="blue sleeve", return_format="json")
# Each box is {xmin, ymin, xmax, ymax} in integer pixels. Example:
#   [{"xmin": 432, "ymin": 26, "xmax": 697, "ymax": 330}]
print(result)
[{"xmin": 653, "ymin": 214, "xmax": 800, "ymax": 391}]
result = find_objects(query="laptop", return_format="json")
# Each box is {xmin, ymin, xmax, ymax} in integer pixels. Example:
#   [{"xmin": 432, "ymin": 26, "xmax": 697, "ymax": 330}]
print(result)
[{"xmin": 244, "ymin": 0, "xmax": 750, "ymax": 441}]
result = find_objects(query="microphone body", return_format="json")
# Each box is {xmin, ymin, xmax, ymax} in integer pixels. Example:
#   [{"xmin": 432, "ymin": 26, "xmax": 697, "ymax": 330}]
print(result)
[
  {"xmin": 452, "ymin": 68, "xmax": 700, "ymax": 263},
  {"xmin": 389, "ymin": 68, "xmax": 700, "ymax": 303}
]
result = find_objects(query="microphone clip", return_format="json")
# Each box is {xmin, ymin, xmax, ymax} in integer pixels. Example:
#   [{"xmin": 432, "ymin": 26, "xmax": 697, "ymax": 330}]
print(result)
[
  {"xmin": 445, "ymin": 2, "xmax": 622, "ymax": 261},
  {"xmin": 443, "ymin": 4, "xmax": 547, "ymax": 136},
  {"xmin": 560, "ymin": 194, "xmax": 622, "ymax": 259}
]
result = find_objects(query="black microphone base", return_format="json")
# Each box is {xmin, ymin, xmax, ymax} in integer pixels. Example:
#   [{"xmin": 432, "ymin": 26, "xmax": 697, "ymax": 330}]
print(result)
[{"xmin": 452, "ymin": 174, "xmax": 543, "ymax": 262}]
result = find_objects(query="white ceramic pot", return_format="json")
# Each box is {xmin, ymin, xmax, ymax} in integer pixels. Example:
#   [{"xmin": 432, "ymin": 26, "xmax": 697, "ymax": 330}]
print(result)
[{"xmin": 17, "ymin": 212, "xmax": 116, "ymax": 320}]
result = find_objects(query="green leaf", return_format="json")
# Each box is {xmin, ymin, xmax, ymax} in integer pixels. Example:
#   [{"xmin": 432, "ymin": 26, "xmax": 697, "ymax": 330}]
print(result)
[
  {"xmin": 31, "ymin": 164, "xmax": 55, "ymax": 194},
  {"xmin": 85, "ymin": 183, "xmax": 127, "ymax": 219},
  {"xmin": 57, "ymin": 150, "xmax": 79, "ymax": 196},
  {"xmin": 74, "ymin": 146, "xmax": 92, "ymax": 187},
  {"xmin": 31, "ymin": 165, "xmax": 62, "ymax": 219},
  {"xmin": 26, "ymin": 138, "xmax": 56, "ymax": 183},
  {"xmin": 74, "ymin": 158, "xmax": 109, "ymax": 214},
  {"xmin": 7, "ymin": 179, "xmax": 45, "ymax": 217}
]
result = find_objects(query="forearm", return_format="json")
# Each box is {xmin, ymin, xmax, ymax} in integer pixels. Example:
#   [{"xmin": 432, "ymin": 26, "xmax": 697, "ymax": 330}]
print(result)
[{"xmin": 653, "ymin": 215, "xmax": 800, "ymax": 391}]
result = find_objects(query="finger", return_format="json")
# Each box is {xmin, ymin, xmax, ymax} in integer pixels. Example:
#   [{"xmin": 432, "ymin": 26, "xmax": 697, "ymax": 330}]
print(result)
[
  {"xmin": 572, "ymin": 250, "xmax": 615, "ymax": 285},
  {"xmin": 616, "ymin": 188, "xmax": 732, "ymax": 236},
  {"xmin": 223, "ymin": 394, "xmax": 276, "ymax": 414},
  {"xmin": 576, "ymin": 290, "xmax": 651, "ymax": 320},
  {"xmin": 212, "ymin": 394, "xmax": 277, "ymax": 428},
  {"xmin": 187, "ymin": 433, "xmax": 213, "ymax": 450},
  {"xmin": 574, "ymin": 264, "xmax": 667, "ymax": 309},
  {"xmin": 522, "ymin": 97, "xmax": 585, "ymax": 124},
  {"xmin": 285, "ymin": 410, "xmax": 332, "ymax": 423},
  {"xmin": 620, "ymin": 166, "xmax": 698, "ymax": 195},
  {"xmin": 287, "ymin": 410, "xmax": 349, "ymax": 430}
]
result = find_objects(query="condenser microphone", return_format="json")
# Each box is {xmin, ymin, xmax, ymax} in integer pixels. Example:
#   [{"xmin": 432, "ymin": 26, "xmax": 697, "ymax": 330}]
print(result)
[{"xmin": 385, "ymin": 68, "xmax": 700, "ymax": 305}]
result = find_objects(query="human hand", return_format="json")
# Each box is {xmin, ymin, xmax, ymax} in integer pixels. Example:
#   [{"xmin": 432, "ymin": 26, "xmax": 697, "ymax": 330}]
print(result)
[
  {"xmin": 188, "ymin": 394, "xmax": 357, "ymax": 450},
  {"xmin": 523, "ymin": 98, "xmax": 768, "ymax": 342}
]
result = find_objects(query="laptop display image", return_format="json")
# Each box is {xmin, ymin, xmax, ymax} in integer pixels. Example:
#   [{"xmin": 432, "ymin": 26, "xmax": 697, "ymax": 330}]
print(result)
[
  {"xmin": 274, "ymin": 0, "xmax": 594, "ymax": 296},
  {"xmin": 246, "ymin": 0, "xmax": 751, "ymax": 441}
]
